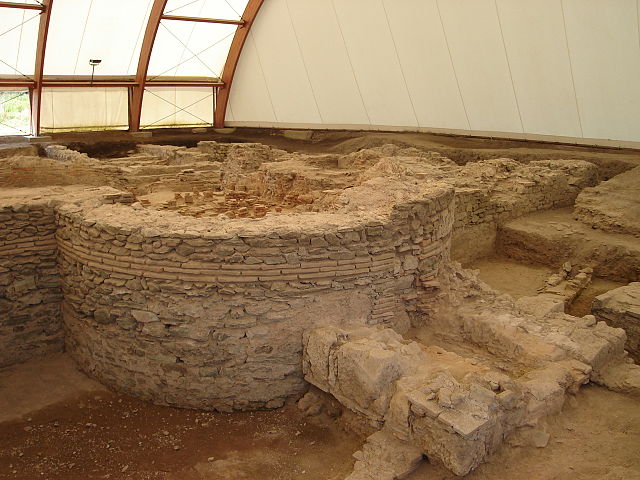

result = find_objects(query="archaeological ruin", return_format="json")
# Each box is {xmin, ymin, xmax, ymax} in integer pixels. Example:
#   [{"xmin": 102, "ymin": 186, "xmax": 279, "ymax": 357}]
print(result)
[
  {"xmin": 1, "ymin": 130, "xmax": 639, "ymax": 479},
  {"xmin": 2, "ymin": 1, "xmax": 640, "ymax": 477}
]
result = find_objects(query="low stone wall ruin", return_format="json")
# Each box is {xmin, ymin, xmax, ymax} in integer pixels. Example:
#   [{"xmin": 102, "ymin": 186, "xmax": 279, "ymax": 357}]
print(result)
[
  {"xmin": 450, "ymin": 159, "xmax": 598, "ymax": 264},
  {"xmin": 56, "ymin": 185, "xmax": 453, "ymax": 410},
  {"xmin": 575, "ymin": 166, "xmax": 640, "ymax": 237},
  {"xmin": 0, "ymin": 201, "xmax": 61, "ymax": 367},
  {"xmin": 593, "ymin": 283, "xmax": 640, "ymax": 362},
  {"xmin": 0, "ymin": 143, "xmax": 608, "ymax": 413},
  {"xmin": 0, "ymin": 156, "xmax": 112, "ymax": 189},
  {"xmin": 0, "ymin": 187, "xmax": 135, "ymax": 367},
  {"xmin": 303, "ymin": 324, "xmax": 598, "ymax": 475},
  {"xmin": 0, "ymin": 176, "xmax": 454, "ymax": 410}
]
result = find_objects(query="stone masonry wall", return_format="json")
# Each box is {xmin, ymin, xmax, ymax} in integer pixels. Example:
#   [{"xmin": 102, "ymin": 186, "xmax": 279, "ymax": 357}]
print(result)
[
  {"xmin": 0, "ymin": 157, "xmax": 112, "ymax": 188},
  {"xmin": 593, "ymin": 283, "xmax": 640, "ymax": 362},
  {"xmin": 0, "ymin": 187, "xmax": 133, "ymax": 368},
  {"xmin": 53, "ymin": 182, "xmax": 454, "ymax": 411},
  {"xmin": 0, "ymin": 202, "xmax": 62, "ymax": 367},
  {"xmin": 451, "ymin": 159, "xmax": 598, "ymax": 263},
  {"xmin": 574, "ymin": 166, "xmax": 640, "ymax": 237}
]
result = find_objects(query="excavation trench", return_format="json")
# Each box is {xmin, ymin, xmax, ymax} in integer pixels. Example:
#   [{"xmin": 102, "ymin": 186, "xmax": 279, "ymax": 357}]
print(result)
[{"xmin": 1, "ymin": 133, "xmax": 639, "ymax": 479}]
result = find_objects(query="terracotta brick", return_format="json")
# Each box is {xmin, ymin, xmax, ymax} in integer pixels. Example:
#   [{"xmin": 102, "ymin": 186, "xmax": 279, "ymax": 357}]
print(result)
[
  {"xmin": 282, "ymin": 267, "xmax": 320, "ymax": 275},
  {"xmin": 298, "ymin": 272, "xmax": 336, "ymax": 280},
  {"xmin": 301, "ymin": 260, "xmax": 338, "ymax": 269},
  {"xmin": 259, "ymin": 274, "xmax": 298, "ymax": 282},
  {"xmin": 217, "ymin": 275, "xmax": 259, "ymax": 283},
  {"xmin": 320, "ymin": 264, "xmax": 355, "ymax": 272},
  {"xmin": 143, "ymin": 271, "xmax": 179, "ymax": 280},
  {"xmin": 338, "ymin": 256, "xmax": 370, "ymax": 266}
]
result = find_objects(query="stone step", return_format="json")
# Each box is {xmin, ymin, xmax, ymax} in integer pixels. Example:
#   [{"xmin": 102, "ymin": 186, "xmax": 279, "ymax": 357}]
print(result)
[
  {"xmin": 302, "ymin": 323, "xmax": 618, "ymax": 476},
  {"xmin": 497, "ymin": 208, "xmax": 640, "ymax": 283},
  {"xmin": 593, "ymin": 282, "xmax": 640, "ymax": 362}
]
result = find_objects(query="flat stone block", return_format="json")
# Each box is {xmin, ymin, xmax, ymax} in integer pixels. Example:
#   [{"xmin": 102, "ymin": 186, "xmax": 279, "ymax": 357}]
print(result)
[
  {"xmin": 130, "ymin": 131, "xmax": 153, "ymax": 138},
  {"xmin": 25, "ymin": 135, "xmax": 53, "ymax": 143},
  {"xmin": 282, "ymin": 129, "xmax": 313, "ymax": 141}
]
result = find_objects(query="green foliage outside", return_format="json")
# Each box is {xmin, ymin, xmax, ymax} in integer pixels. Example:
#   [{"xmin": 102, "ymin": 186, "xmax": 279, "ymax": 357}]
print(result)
[{"xmin": 0, "ymin": 91, "xmax": 30, "ymax": 135}]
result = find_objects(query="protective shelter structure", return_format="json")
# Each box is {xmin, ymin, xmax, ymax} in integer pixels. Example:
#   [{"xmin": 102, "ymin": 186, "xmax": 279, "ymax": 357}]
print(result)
[
  {"xmin": 1, "ymin": 0, "xmax": 639, "ymax": 148},
  {"xmin": 0, "ymin": 0, "xmax": 261, "ymax": 134}
]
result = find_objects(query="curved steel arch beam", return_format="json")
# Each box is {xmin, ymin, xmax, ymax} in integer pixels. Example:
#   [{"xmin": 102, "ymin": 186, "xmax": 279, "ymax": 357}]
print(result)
[
  {"xmin": 213, "ymin": 0, "xmax": 265, "ymax": 128},
  {"xmin": 0, "ymin": 2, "xmax": 45, "ymax": 11},
  {"xmin": 31, "ymin": 0, "xmax": 53, "ymax": 136},
  {"xmin": 130, "ymin": 0, "xmax": 169, "ymax": 132}
]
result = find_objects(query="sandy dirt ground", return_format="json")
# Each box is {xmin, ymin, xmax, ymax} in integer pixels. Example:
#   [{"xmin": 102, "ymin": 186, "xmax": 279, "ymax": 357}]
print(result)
[
  {"xmin": 466, "ymin": 256, "xmax": 555, "ymax": 299},
  {"xmin": 465, "ymin": 257, "xmax": 626, "ymax": 317},
  {"xmin": 467, "ymin": 256, "xmax": 626, "ymax": 318},
  {"xmin": 0, "ymin": 355, "xmax": 361, "ymax": 480},
  {"xmin": 1, "ymin": 356, "xmax": 639, "ymax": 480}
]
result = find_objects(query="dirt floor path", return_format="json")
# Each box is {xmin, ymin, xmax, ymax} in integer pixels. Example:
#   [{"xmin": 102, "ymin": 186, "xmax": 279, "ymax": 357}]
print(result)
[
  {"xmin": 1, "ymin": 356, "xmax": 639, "ymax": 480},
  {"xmin": 466, "ymin": 256, "xmax": 555, "ymax": 299},
  {"xmin": 0, "ymin": 355, "xmax": 361, "ymax": 480}
]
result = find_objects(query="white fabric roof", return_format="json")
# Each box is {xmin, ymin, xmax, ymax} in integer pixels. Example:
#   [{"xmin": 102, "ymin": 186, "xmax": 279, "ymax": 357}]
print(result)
[
  {"xmin": 1, "ymin": 0, "xmax": 639, "ymax": 146},
  {"xmin": 227, "ymin": 0, "xmax": 640, "ymax": 146}
]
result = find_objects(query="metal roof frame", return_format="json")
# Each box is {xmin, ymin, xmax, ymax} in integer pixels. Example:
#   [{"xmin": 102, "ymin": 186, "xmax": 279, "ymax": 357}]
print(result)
[
  {"xmin": 0, "ymin": 0, "xmax": 265, "ymax": 134},
  {"xmin": 214, "ymin": 0, "xmax": 264, "ymax": 128}
]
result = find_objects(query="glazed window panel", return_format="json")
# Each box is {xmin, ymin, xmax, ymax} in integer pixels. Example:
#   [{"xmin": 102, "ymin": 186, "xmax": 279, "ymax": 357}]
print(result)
[
  {"xmin": 140, "ymin": 86, "xmax": 214, "ymax": 128},
  {"xmin": 164, "ymin": 0, "xmax": 249, "ymax": 21},
  {"xmin": 0, "ymin": 8, "xmax": 40, "ymax": 77},
  {"xmin": 44, "ymin": 0, "xmax": 154, "ymax": 76},
  {"xmin": 147, "ymin": 20, "xmax": 237, "ymax": 79},
  {"xmin": 0, "ymin": 89, "xmax": 31, "ymax": 135}
]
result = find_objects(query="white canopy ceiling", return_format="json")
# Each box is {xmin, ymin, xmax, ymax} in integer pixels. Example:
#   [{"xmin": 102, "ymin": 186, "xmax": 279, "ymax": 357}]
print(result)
[
  {"xmin": 226, "ymin": 0, "xmax": 640, "ymax": 147},
  {"xmin": 1, "ymin": 0, "xmax": 249, "ymax": 78},
  {"xmin": 1, "ymin": 0, "xmax": 639, "ymax": 147}
]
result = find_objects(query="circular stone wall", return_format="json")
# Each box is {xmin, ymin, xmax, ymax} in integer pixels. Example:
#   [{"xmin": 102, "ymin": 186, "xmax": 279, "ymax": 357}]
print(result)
[{"xmin": 56, "ymin": 182, "xmax": 454, "ymax": 410}]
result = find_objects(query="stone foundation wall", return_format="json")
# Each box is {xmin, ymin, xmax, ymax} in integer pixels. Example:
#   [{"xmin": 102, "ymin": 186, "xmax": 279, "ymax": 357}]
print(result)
[
  {"xmin": 451, "ymin": 159, "xmax": 598, "ymax": 264},
  {"xmin": 0, "ymin": 143, "xmax": 38, "ymax": 158},
  {"xmin": 453, "ymin": 160, "xmax": 596, "ymax": 231},
  {"xmin": 0, "ymin": 202, "xmax": 62, "ymax": 367},
  {"xmin": 574, "ymin": 166, "xmax": 640, "ymax": 237},
  {"xmin": 593, "ymin": 283, "xmax": 640, "ymax": 362},
  {"xmin": 303, "ymin": 324, "xmax": 593, "ymax": 476},
  {"xmin": 0, "ymin": 187, "xmax": 133, "ymax": 368},
  {"xmin": 2, "ymin": 144, "xmax": 599, "ymax": 268},
  {"xmin": 44, "ymin": 144, "xmax": 92, "ymax": 163},
  {"xmin": 50, "ymin": 183, "xmax": 454, "ymax": 410},
  {"xmin": 0, "ymin": 157, "xmax": 113, "ymax": 188}
]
